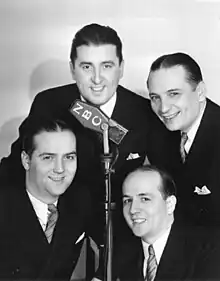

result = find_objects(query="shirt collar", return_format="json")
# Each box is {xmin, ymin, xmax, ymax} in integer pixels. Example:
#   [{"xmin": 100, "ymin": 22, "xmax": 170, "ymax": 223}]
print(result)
[
  {"xmin": 26, "ymin": 190, "xmax": 48, "ymax": 226},
  {"xmin": 80, "ymin": 92, "xmax": 117, "ymax": 118},
  {"xmin": 142, "ymin": 225, "xmax": 172, "ymax": 264},
  {"xmin": 184, "ymin": 100, "xmax": 207, "ymax": 153}
]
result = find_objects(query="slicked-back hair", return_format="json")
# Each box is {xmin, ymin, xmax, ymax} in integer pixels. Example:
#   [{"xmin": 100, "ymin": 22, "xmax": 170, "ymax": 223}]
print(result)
[
  {"xmin": 147, "ymin": 52, "xmax": 203, "ymax": 89},
  {"xmin": 22, "ymin": 117, "xmax": 81, "ymax": 158},
  {"xmin": 126, "ymin": 164, "xmax": 177, "ymax": 200},
  {"xmin": 70, "ymin": 23, "xmax": 123, "ymax": 65}
]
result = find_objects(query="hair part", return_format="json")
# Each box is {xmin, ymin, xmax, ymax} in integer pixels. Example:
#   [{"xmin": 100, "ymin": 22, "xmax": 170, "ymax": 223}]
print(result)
[
  {"xmin": 70, "ymin": 23, "xmax": 123, "ymax": 65},
  {"xmin": 147, "ymin": 52, "xmax": 203, "ymax": 89},
  {"xmin": 22, "ymin": 118, "xmax": 78, "ymax": 157}
]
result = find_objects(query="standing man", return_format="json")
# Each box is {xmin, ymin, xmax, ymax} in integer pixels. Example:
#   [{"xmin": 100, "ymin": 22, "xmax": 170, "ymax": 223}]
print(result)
[
  {"xmin": 0, "ymin": 24, "xmax": 169, "ymax": 243},
  {"xmin": 147, "ymin": 52, "xmax": 220, "ymax": 227},
  {"xmin": 111, "ymin": 165, "xmax": 208, "ymax": 281},
  {"xmin": 0, "ymin": 117, "xmax": 92, "ymax": 280}
]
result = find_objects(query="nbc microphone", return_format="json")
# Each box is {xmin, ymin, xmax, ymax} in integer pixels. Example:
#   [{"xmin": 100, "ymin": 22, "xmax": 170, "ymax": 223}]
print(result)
[{"xmin": 69, "ymin": 100, "xmax": 128, "ymax": 146}]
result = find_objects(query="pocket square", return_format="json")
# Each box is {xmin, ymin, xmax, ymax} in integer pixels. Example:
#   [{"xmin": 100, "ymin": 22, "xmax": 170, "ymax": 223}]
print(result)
[
  {"xmin": 194, "ymin": 186, "xmax": 211, "ymax": 195},
  {"xmin": 75, "ymin": 232, "xmax": 85, "ymax": 244},
  {"xmin": 126, "ymin": 153, "xmax": 140, "ymax": 160}
]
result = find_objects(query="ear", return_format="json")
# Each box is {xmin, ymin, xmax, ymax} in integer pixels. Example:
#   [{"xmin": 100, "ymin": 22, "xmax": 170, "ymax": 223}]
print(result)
[
  {"xmin": 166, "ymin": 195, "xmax": 177, "ymax": 215},
  {"xmin": 69, "ymin": 61, "xmax": 76, "ymax": 81},
  {"xmin": 196, "ymin": 81, "xmax": 206, "ymax": 102},
  {"xmin": 21, "ymin": 151, "xmax": 30, "ymax": 171},
  {"xmin": 119, "ymin": 60, "xmax": 124, "ymax": 79}
]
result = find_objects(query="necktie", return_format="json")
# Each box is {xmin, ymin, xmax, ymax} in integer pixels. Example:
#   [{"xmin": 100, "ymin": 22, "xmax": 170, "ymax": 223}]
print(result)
[
  {"xmin": 180, "ymin": 132, "xmax": 188, "ymax": 163},
  {"xmin": 146, "ymin": 245, "xmax": 157, "ymax": 281},
  {"xmin": 45, "ymin": 204, "xmax": 58, "ymax": 243}
]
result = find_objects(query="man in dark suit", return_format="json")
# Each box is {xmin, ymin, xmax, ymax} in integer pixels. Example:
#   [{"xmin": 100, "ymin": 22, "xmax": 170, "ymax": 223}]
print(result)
[
  {"xmin": 0, "ymin": 117, "xmax": 92, "ymax": 280},
  {"xmin": 147, "ymin": 52, "xmax": 220, "ymax": 227},
  {"xmin": 110, "ymin": 165, "xmax": 210, "ymax": 281},
  {"xmin": 0, "ymin": 23, "xmax": 170, "ymax": 245}
]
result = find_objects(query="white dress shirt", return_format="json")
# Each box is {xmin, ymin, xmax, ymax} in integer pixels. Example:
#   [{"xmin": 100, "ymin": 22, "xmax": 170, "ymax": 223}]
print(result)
[
  {"xmin": 27, "ymin": 190, "xmax": 57, "ymax": 231},
  {"xmin": 81, "ymin": 92, "xmax": 117, "ymax": 118},
  {"xmin": 142, "ymin": 226, "xmax": 171, "ymax": 278},
  {"xmin": 184, "ymin": 101, "xmax": 207, "ymax": 153}
]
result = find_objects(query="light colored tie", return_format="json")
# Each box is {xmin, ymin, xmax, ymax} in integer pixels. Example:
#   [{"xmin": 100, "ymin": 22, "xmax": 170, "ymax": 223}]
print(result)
[
  {"xmin": 146, "ymin": 245, "xmax": 157, "ymax": 281},
  {"xmin": 180, "ymin": 132, "xmax": 188, "ymax": 163},
  {"xmin": 45, "ymin": 204, "xmax": 58, "ymax": 243}
]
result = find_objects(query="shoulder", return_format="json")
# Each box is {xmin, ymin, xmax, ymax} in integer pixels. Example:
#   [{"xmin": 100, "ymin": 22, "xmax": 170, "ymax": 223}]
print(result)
[
  {"xmin": 33, "ymin": 83, "xmax": 79, "ymax": 104},
  {"xmin": 201, "ymin": 99, "xmax": 220, "ymax": 135},
  {"xmin": 205, "ymin": 98, "xmax": 220, "ymax": 119},
  {"xmin": 0, "ymin": 185, "xmax": 26, "ymax": 220},
  {"xmin": 116, "ymin": 85, "xmax": 153, "ymax": 120},
  {"xmin": 117, "ymin": 85, "xmax": 150, "ymax": 105}
]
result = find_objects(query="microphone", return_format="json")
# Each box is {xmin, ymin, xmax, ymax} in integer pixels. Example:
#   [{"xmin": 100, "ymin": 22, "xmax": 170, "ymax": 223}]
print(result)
[{"xmin": 70, "ymin": 100, "xmax": 128, "ymax": 145}]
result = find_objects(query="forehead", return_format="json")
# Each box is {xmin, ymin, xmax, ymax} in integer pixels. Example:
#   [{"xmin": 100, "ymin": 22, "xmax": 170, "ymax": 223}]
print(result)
[
  {"xmin": 148, "ymin": 66, "xmax": 189, "ymax": 92},
  {"xmin": 123, "ymin": 171, "xmax": 162, "ymax": 196},
  {"xmin": 75, "ymin": 44, "xmax": 119, "ymax": 62},
  {"xmin": 33, "ymin": 130, "xmax": 76, "ymax": 154}
]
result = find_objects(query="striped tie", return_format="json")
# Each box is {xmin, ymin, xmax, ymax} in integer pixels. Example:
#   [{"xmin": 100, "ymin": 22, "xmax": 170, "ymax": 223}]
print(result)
[
  {"xmin": 45, "ymin": 204, "xmax": 58, "ymax": 243},
  {"xmin": 146, "ymin": 245, "xmax": 157, "ymax": 281},
  {"xmin": 180, "ymin": 132, "xmax": 188, "ymax": 163}
]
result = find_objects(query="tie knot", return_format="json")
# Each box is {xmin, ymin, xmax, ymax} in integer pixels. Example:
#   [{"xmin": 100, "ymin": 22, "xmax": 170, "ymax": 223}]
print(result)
[
  {"xmin": 148, "ymin": 244, "xmax": 155, "ymax": 257},
  {"xmin": 181, "ymin": 132, "xmax": 188, "ymax": 145},
  {"xmin": 48, "ymin": 203, "xmax": 57, "ymax": 213}
]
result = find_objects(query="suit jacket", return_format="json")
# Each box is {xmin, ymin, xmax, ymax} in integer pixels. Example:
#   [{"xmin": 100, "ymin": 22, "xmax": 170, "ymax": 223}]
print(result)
[
  {"xmin": 112, "ymin": 223, "xmax": 210, "ymax": 281},
  {"xmin": 0, "ymin": 183, "xmax": 92, "ymax": 280},
  {"xmin": 170, "ymin": 99, "xmax": 220, "ymax": 227}
]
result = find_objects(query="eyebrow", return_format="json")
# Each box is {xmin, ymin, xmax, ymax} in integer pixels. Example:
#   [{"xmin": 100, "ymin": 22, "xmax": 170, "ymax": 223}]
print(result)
[
  {"xmin": 79, "ymin": 60, "xmax": 115, "ymax": 66},
  {"xmin": 167, "ymin": 88, "xmax": 181, "ymax": 92},
  {"xmin": 38, "ymin": 151, "xmax": 76, "ymax": 157},
  {"xmin": 123, "ymin": 192, "xmax": 151, "ymax": 198}
]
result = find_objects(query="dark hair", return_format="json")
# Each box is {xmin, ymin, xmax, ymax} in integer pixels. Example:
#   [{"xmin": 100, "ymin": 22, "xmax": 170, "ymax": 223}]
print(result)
[
  {"xmin": 127, "ymin": 165, "xmax": 176, "ymax": 199},
  {"xmin": 147, "ymin": 52, "xmax": 203, "ymax": 89},
  {"xmin": 22, "ymin": 117, "xmax": 80, "ymax": 157},
  {"xmin": 70, "ymin": 23, "xmax": 123, "ymax": 64}
]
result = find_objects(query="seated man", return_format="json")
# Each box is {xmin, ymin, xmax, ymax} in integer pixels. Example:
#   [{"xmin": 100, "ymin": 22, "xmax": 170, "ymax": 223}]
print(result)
[
  {"xmin": 112, "ymin": 165, "xmax": 211, "ymax": 281},
  {"xmin": 0, "ymin": 117, "xmax": 93, "ymax": 280}
]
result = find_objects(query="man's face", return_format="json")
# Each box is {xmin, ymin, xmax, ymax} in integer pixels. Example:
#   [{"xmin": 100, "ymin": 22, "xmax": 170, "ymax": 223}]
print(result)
[
  {"xmin": 71, "ymin": 44, "xmax": 124, "ymax": 106},
  {"xmin": 22, "ymin": 130, "xmax": 77, "ymax": 203},
  {"xmin": 148, "ymin": 66, "xmax": 205, "ymax": 132},
  {"xmin": 123, "ymin": 170, "xmax": 174, "ymax": 243}
]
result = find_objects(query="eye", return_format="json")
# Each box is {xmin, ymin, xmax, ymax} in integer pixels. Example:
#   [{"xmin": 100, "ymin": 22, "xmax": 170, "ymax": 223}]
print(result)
[
  {"xmin": 122, "ymin": 198, "xmax": 131, "ymax": 205},
  {"xmin": 149, "ymin": 94, "xmax": 160, "ymax": 102},
  {"xmin": 41, "ymin": 155, "xmax": 53, "ymax": 161},
  {"xmin": 169, "ymin": 91, "xmax": 179, "ymax": 97},
  {"xmin": 141, "ymin": 197, "xmax": 150, "ymax": 202},
  {"xmin": 64, "ymin": 154, "xmax": 76, "ymax": 161},
  {"xmin": 81, "ymin": 64, "xmax": 92, "ymax": 71},
  {"xmin": 103, "ymin": 63, "xmax": 113, "ymax": 69}
]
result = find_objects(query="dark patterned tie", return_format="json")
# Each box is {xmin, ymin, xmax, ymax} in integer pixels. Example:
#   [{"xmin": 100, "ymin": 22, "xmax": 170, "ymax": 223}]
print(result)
[
  {"xmin": 146, "ymin": 245, "xmax": 157, "ymax": 281},
  {"xmin": 45, "ymin": 204, "xmax": 58, "ymax": 243},
  {"xmin": 180, "ymin": 132, "xmax": 188, "ymax": 163}
]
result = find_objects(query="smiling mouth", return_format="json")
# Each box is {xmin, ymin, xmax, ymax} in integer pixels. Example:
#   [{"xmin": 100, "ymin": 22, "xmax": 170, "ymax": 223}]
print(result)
[
  {"xmin": 161, "ymin": 112, "xmax": 180, "ymax": 122},
  {"xmin": 91, "ymin": 86, "xmax": 105, "ymax": 92},
  {"xmin": 132, "ymin": 218, "xmax": 146, "ymax": 225},
  {"xmin": 49, "ymin": 176, "xmax": 65, "ymax": 182}
]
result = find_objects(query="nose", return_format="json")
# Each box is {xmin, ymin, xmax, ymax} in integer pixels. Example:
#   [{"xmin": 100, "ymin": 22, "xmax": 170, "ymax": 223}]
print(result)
[
  {"xmin": 159, "ymin": 98, "xmax": 171, "ymax": 114},
  {"xmin": 129, "ymin": 200, "xmax": 140, "ymax": 215},
  {"xmin": 53, "ymin": 158, "xmax": 64, "ymax": 174},
  {"xmin": 92, "ymin": 67, "xmax": 103, "ymax": 84}
]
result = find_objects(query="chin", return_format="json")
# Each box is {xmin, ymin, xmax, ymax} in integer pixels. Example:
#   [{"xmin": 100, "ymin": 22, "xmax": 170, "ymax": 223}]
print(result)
[{"xmin": 165, "ymin": 122, "xmax": 180, "ymax": 131}]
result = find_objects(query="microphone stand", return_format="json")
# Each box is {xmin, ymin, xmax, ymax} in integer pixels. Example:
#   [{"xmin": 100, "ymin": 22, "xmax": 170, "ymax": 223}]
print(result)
[{"xmin": 101, "ymin": 123, "xmax": 114, "ymax": 281}]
